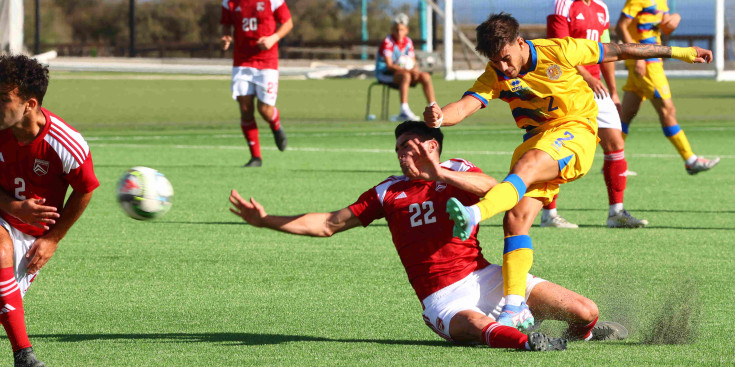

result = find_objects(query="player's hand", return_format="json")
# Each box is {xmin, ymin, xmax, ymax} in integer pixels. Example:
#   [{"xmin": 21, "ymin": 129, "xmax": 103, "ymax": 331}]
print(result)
[
  {"xmin": 423, "ymin": 102, "xmax": 443, "ymax": 128},
  {"xmin": 403, "ymin": 138, "xmax": 442, "ymax": 181},
  {"xmin": 583, "ymin": 74, "xmax": 609, "ymax": 99},
  {"xmin": 221, "ymin": 35, "xmax": 233, "ymax": 51},
  {"xmin": 25, "ymin": 236, "xmax": 59, "ymax": 274},
  {"xmin": 691, "ymin": 46, "xmax": 713, "ymax": 64},
  {"xmin": 9, "ymin": 198, "xmax": 59, "ymax": 230},
  {"xmin": 634, "ymin": 59, "xmax": 646, "ymax": 77},
  {"xmin": 257, "ymin": 35, "xmax": 279, "ymax": 50},
  {"xmin": 229, "ymin": 190, "xmax": 267, "ymax": 227},
  {"xmin": 611, "ymin": 93, "xmax": 622, "ymax": 116}
]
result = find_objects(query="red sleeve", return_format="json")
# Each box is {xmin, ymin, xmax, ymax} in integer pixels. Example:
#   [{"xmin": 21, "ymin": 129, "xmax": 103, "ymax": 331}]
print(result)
[
  {"xmin": 273, "ymin": 1, "xmax": 291, "ymax": 24},
  {"xmin": 64, "ymin": 153, "xmax": 99, "ymax": 194},
  {"xmin": 379, "ymin": 38, "xmax": 392, "ymax": 60},
  {"xmin": 220, "ymin": 1, "xmax": 233, "ymax": 25},
  {"xmin": 348, "ymin": 188, "xmax": 385, "ymax": 227},
  {"xmin": 546, "ymin": 14, "xmax": 570, "ymax": 38}
]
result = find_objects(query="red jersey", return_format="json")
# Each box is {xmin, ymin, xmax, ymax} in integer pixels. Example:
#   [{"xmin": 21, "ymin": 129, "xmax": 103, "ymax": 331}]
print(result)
[
  {"xmin": 220, "ymin": 0, "xmax": 292, "ymax": 69},
  {"xmin": 547, "ymin": 0, "xmax": 610, "ymax": 79},
  {"xmin": 0, "ymin": 108, "xmax": 99, "ymax": 237},
  {"xmin": 348, "ymin": 159, "xmax": 491, "ymax": 301}
]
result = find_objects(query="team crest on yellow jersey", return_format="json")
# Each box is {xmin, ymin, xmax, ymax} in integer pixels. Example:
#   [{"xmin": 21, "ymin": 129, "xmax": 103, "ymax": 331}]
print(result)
[{"xmin": 546, "ymin": 65, "xmax": 562, "ymax": 80}]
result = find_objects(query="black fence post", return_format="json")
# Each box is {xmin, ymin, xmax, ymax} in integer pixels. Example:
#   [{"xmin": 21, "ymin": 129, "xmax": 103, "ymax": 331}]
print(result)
[
  {"xmin": 34, "ymin": 0, "xmax": 40, "ymax": 55},
  {"xmin": 129, "ymin": 0, "xmax": 136, "ymax": 57}
]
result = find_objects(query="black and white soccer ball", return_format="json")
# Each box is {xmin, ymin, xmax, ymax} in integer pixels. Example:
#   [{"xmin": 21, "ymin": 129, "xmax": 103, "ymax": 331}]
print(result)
[{"xmin": 116, "ymin": 166, "xmax": 174, "ymax": 220}]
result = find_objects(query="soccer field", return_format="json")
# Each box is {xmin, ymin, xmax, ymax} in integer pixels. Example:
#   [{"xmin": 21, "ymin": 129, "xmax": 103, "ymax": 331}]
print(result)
[{"xmin": 16, "ymin": 74, "xmax": 734, "ymax": 366}]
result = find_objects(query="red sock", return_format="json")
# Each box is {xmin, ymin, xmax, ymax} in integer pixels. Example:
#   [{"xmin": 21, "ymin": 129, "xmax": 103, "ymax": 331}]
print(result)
[
  {"xmin": 603, "ymin": 150, "xmax": 627, "ymax": 205},
  {"xmin": 566, "ymin": 316, "xmax": 598, "ymax": 341},
  {"xmin": 240, "ymin": 119, "xmax": 261, "ymax": 158},
  {"xmin": 543, "ymin": 194, "xmax": 558, "ymax": 210},
  {"xmin": 482, "ymin": 322, "xmax": 528, "ymax": 349},
  {"xmin": 0, "ymin": 267, "xmax": 30, "ymax": 352},
  {"xmin": 266, "ymin": 107, "xmax": 281, "ymax": 131}
]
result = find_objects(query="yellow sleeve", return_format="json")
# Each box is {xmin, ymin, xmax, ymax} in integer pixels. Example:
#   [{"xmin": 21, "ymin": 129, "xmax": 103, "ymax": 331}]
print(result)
[
  {"xmin": 660, "ymin": 0, "xmax": 670, "ymax": 13},
  {"xmin": 465, "ymin": 65, "xmax": 499, "ymax": 107},
  {"xmin": 558, "ymin": 37, "xmax": 604, "ymax": 67},
  {"xmin": 621, "ymin": 0, "xmax": 643, "ymax": 19}
]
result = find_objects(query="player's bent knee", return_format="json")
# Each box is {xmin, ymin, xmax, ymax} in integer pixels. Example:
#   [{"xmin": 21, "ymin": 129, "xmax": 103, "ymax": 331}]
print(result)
[
  {"xmin": 570, "ymin": 296, "xmax": 599, "ymax": 323},
  {"xmin": 0, "ymin": 239, "xmax": 13, "ymax": 263}
]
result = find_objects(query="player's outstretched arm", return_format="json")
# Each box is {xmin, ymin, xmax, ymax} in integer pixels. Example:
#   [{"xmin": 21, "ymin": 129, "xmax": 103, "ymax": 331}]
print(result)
[
  {"xmin": 423, "ymin": 95, "xmax": 483, "ymax": 128},
  {"xmin": 602, "ymin": 43, "xmax": 712, "ymax": 64},
  {"xmin": 0, "ymin": 189, "xmax": 60, "ymax": 230},
  {"xmin": 229, "ymin": 190, "xmax": 362, "ymax": 237},
  {"xmin": 26, "ymin": 190, "xmax": 93, "ymax": 274}
]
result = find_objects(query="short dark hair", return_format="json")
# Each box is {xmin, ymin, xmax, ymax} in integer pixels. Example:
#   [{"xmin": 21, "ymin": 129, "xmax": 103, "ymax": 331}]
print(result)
[
  {"xmin": 475, "ymin": 13, "xmax": 520, "ymax": 59},
  {"xmin": 394, "ymin": 120, "xmax": 444, "ymax": 154},
  {"xmin": 0, "ymin": 54, "xmax": 49, "ymax": 105}
]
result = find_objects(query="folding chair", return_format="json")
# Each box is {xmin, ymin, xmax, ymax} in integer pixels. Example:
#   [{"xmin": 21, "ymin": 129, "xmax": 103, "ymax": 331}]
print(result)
[{"xmin": 365, "ymin": 81, "xmax": 398, "ymax": 121}]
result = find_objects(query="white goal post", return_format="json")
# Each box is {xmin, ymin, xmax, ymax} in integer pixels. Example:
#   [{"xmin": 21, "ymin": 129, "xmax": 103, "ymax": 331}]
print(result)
[
  {"xmin": 0, "ymin": 0, "xmax": 23, "ymax": 54},
  {"xmin": 716, "ymin": 0, "xmax": 735, "ymax": 81}
]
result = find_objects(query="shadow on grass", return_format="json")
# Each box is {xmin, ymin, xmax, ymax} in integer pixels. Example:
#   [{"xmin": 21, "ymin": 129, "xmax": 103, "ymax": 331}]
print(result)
[{"xmin": 31, "ymin": 332, "xmax": 450, "ymax": 347}]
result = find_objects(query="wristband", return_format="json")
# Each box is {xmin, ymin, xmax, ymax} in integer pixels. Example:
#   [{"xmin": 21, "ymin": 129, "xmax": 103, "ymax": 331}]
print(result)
[{"xmin": 670, "ymin": 47, "xmax": 697, "ymax": 63}]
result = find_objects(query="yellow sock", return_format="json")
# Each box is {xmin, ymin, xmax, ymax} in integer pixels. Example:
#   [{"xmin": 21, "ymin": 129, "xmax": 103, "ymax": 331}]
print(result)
[
  {"xmin": 502, "ymin": 235, "xmax": 534, "ymax": 297},
  {"xmin": 476, "ymin": 174, "xmax": 526, "ymax": 221},
  {"xmin": 666, "ymin": 129, "xmax": 694, "ymax": 161}
]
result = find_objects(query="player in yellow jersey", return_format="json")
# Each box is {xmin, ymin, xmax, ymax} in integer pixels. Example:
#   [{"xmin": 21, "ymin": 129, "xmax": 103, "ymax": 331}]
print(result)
[
  {"xmin": 617, "ymin": 0, "xmax": 719, "ymax": 174},
  {"xmin": 423, "ymin": 12, "xmax": 712, "ymax": 330}
]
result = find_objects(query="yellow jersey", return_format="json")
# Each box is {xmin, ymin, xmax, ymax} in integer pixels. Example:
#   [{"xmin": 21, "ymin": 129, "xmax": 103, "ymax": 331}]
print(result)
[
  {"xmin": 622, "ymin": 0, "xmax": 669, "ymax": 63},
  {"xmin": 466, "ymin": 38, "xmax": 603, "ymax": 133}
]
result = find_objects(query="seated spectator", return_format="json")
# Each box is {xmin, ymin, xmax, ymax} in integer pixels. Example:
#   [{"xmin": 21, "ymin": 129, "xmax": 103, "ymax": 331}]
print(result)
[{"xmin": 375, "ymin": 13, "xmax": 436, "ymax": 121}]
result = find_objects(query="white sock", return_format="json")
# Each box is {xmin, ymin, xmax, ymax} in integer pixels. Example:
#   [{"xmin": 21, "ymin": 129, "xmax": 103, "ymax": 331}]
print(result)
[
  {"xmin": 468, "ymin": 205, "xmax": 481, "ymax": 227},
  {"xmin": 685, "ymin": 155, "xmax": 698, "ymax": 166},
  {"xmin": 401, "ymin": 103, "xmax": 411, "ymax": 114},
  {"xmin": 505, "ymin": 294, "xmax": 525, "ymax": 307},
  {"xmin": 542, "ymin": 208, "xmax": 557, "ymax": 220},
  {"xmin": 609, "ymin": 203, "xmax": 624, "ymax": 215}
]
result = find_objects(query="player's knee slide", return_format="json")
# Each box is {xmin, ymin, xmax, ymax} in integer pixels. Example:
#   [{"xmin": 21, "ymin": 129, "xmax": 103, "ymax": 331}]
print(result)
[{"xmin": 503, "ymin": 235, "xmax": 533, "ymax": 255}]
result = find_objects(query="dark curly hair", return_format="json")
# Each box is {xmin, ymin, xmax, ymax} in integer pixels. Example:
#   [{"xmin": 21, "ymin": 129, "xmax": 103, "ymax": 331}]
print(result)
[
  {"xmin": 394, "ymin": 120, "xmax": 443, "ymax": 154},
  {"xmin": 475, "ymin": 13, "xmax": 521, "ymax": 59},
  {"xmin": 0, "ymin": 54, "xmax": 49, "ymax": 105}
]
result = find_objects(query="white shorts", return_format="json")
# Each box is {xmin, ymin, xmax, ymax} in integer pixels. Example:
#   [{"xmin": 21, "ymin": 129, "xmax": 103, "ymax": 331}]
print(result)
[
  {"xmin": 231, "ymin": 67, "xmax": 279, "ymax": 106},
  {"xmin": 595, "ymin": 94, "xmax": 622, "ymax": 130},
  {"xmin": 0, "ymin": 218, "xmax": 38, "ymax": 298},
  {"xmin": 421, "ymin": 264, "xmax": 546, "ymax": 341}
]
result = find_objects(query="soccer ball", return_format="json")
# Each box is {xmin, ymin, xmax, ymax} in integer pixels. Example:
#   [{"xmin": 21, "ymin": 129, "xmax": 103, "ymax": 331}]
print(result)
[
  {"xmin": 398, "ymin": 55, "xmax": 415, "ymax": 70},
  {"xmin": 116, "ymin": 167, "xmax": 174, "ymax": 220}
]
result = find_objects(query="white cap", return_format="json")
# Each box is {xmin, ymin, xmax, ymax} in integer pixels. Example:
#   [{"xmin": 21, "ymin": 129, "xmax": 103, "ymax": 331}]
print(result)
[{"xmin": 392, "ymin": 13, "xmax": 409, "ymax": 27}]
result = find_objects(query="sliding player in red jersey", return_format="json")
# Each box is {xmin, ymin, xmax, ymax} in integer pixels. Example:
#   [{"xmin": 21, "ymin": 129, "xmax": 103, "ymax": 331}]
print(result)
[
  {"xmin": 0, "ymin": 55, "xmax": 99, "ymax": 367},
  {"xmin": 229, "ymin": 121, "xmax": 628, "ymax": 351},
  {"xmin": 545, "ymin": 0, "xmax": 648, "ymax": 228},
  {"xmin": 221, "ymin": 0, "xmax": 293, "ymax": 167}
]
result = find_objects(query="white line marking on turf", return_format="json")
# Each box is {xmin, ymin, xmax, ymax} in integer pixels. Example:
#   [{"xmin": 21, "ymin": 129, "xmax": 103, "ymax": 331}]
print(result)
[{"xmin": 90, "ymin": 143, "xmax": 734, "ymax": 159}]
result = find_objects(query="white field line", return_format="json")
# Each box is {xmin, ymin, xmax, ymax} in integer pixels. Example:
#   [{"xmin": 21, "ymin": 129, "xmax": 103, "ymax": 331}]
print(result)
[
  {"xmin": 90, "ymin": 142, "xmax": 735, "ymax": 159},
  {"xmin": 84, "ymin": 124, "xmax": 735, "ymax": 143}
]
